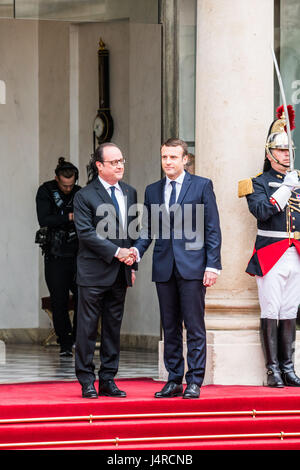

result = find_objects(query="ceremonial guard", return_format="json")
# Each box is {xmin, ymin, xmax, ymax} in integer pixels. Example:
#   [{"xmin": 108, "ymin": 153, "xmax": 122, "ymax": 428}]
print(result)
[{"xmin": 239, "ymin": 105, "xmax": 300, "ymax": 387}]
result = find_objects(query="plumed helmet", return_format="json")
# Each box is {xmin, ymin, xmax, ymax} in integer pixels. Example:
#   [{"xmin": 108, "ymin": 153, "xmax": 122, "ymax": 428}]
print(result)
[
  {"xmin": 264, "ymin": 105, "xmax": 296, "ymax": 171},
  {"xmin": 266, "ymin": 131, "xmax": 293, "ymax": 150},
  {"xmin": 265, "ymin": 105, "xmax": 296, "ymax": 151}
]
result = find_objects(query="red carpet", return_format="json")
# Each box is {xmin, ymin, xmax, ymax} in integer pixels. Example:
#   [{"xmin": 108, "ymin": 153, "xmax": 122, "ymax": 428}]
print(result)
[{"xmin": 1, "ymin": 378, "xmax": 300, "ymax": 449}]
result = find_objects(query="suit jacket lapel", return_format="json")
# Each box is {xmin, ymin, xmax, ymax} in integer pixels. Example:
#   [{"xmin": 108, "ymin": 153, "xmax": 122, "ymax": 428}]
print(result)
[
  {"xmin": 160, "ymin": 177, "xmax": 166, "ymax": 205},
  {"xmin": 176, "ymin": 171, "xmax": 192, "ymax": 207}
]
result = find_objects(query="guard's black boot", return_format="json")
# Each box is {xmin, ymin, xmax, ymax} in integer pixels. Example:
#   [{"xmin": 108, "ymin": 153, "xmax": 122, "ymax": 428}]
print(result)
[
  {"xmin": 260, "ymin": 318, "xmax": 284, "ymax": 388},
  {"xmin": 278, "ymin": 319, "xmax": 300, "ymax": 386}
]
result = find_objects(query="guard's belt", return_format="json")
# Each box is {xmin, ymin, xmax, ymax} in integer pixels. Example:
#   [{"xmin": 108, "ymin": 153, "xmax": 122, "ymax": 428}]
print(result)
[{"xmin": 257, "ymin": 229, "xmax": 300, "ymax": 240}]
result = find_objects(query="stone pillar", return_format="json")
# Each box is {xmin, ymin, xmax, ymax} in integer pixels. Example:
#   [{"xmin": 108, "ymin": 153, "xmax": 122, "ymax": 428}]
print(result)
[{"xmin": 194, "ymin": 0, "xmax": 274, "ymax": 384}]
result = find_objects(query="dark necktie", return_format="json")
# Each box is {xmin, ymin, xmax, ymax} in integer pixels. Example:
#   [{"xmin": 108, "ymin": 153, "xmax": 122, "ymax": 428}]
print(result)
[
  {"xmin": 169, "ymin": 181, "xmax": 177, "ymax": 228},
  {"xmin": 169, "ymin": 181, "xmax": 177, "ymax": 208},
  {"xmin": 110, "ymin": 186, "xmax": 120, "ymax": 218}
]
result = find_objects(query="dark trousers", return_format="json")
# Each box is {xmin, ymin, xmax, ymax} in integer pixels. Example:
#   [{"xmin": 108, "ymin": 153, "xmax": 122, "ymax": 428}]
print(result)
[
  {"xmin": 75, "ymin": 265, "xmax": 127, "ymax": 386},
  {"xmin": 44, "ymin": 255, "xmax": 77, "ymax": 349},
  {"xmin": 156, "ymin": 264, "xmax": 207, "ymax": 386}
]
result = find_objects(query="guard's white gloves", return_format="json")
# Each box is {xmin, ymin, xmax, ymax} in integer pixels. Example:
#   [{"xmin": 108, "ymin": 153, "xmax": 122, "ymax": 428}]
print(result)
[
  {"xmin": 271, "ymin": 170, "xmax": 299, "ymax": 210},
  {"xmin": 283, "ymin": 170, "xmax": 299, "ymax": 189}
]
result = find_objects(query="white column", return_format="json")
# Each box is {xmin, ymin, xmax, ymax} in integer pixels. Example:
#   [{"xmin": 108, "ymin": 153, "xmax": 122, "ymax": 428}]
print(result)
[{"xmin": 194, "ymin": 0, "xmax": 274, "ymax": 384}]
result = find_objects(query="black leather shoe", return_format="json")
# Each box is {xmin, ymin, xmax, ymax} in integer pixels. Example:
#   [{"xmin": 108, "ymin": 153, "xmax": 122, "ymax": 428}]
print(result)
[
  {"xmin": 183, "ymin": 383, "xmax": 200, "ymax": 399},
  {"xmin": 155, "ymin": 381, "xmax": 183, "ymax": 398},
  {"xmin": 60, "ymin": 348, "xmax": 73, "ymax": 357},
  {"xmin": 82, "ymin": 383, "xmax": 98, "ymax": 399},
  {"xmin": 98, "ymin": 380, "xmax": 126, "ymax": 397},
  {"xmin": 282, "ymin": 371, "xmax": 300, "ymax": 387}
]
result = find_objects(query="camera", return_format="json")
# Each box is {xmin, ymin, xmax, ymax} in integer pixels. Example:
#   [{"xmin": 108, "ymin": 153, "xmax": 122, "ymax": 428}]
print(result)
[
  {"xmin": 35, "ymin": 225, "xmax": 78, "ymax": 256},
  {"xmin": 35, "ymin": 227, "xmax": 50, "ymax": 248}
]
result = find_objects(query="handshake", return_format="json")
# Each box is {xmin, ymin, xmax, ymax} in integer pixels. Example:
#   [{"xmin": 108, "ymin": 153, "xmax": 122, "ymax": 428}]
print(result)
[{"xmin": 116, "ymin": 247, "xmax": 138, "ymax": 266}]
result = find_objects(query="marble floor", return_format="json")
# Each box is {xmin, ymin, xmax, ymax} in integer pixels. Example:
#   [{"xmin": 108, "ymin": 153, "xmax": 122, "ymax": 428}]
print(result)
[{"xmin": 0, "ymin": 344, "xmax": 159, "ymax": 384}]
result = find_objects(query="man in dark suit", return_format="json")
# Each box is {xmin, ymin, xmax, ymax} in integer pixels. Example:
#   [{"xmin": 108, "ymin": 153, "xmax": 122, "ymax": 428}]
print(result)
[
  {"xmin": 130, "ymin": 138, "xmax": 222, "ymax": 399},
  {"xmin": 73, "ymin": 143, "xmax": 137, "ymax": 399}
]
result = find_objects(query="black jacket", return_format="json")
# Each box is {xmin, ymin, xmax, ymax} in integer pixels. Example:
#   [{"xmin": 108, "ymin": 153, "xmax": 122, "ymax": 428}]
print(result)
[{"xmin": 36, "ymin": 179, "xmax": 81, "ymax": 257}]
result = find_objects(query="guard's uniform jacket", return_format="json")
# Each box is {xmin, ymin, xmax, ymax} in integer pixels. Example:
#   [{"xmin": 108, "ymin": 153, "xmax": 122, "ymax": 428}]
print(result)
[{"xmin": 239, "ymin": 168, "xmax": 300, "ymax": 276}]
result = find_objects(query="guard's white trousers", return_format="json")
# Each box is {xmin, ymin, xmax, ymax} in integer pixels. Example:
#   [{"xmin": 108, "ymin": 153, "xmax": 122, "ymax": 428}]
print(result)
[{"xmin": 256, "ymin": 246, "xmax": 300, "ymax": 320}]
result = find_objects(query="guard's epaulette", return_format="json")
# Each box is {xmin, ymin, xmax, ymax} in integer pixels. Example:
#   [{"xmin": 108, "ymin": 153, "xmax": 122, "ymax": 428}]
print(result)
[
  {"xmin": 238, "ymin": 178, "xmax": 253, "ymax": 198},
  {"xmin": 238, "ymin": 172, "xmax": 261, "ymax": 198}
]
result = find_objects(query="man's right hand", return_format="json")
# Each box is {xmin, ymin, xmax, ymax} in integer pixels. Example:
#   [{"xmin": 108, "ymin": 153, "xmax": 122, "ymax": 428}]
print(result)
[
  {"xmin": 117, "ymin": 248, "xmax": 137, "ymax": 265},
  {"xmin": 123, "ymin": 248, "xmax": 137, "ymax": 266},
  {"xmin": 116, "ymin": 248, "xmax": 131, "ymax": 262},
  {"xmin": 116, "ymin": 248, "xmax": 138, "ymax": 265}
]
